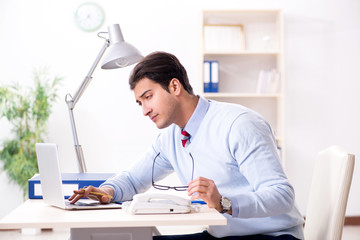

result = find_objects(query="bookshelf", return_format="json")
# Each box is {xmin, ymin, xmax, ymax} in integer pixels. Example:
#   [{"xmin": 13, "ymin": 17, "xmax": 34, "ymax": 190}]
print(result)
[{"xmin": 199, "ymin": 9, "xmax": 285, "ymax": 163}]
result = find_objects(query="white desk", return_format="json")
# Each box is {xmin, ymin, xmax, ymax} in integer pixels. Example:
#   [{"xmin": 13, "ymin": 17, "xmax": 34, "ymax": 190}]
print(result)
[{"xmin": 0, "ymin": 200, "xmax": 226, "ymax": 240}]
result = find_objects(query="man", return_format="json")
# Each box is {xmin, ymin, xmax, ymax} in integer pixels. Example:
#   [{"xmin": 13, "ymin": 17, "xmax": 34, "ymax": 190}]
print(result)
[{"xmin": 69, "ymin": 51, "xmax": 304, "ymax": 240}]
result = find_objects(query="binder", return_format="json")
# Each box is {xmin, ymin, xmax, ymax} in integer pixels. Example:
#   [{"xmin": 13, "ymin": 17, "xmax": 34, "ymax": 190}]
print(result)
[
  {"xmin": 28, "ymin": 173, "xmax": 114, "ymax": 199},
  {"xmin": 210, "ymin": 61, "xmax": 219, "ymax": 92},
  {"xmin": 203, "ymin": 61, "xmax": 211, "ymax": 92},
  {"xmin": 203, "ymin": 60, "xmax": 220, "ymax": 93}
]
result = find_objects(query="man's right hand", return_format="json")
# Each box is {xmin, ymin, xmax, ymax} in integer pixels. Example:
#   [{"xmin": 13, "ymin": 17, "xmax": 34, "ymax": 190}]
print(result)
[{"xmin": 68, "ymin": 185, "xmax": 114, "ymax": 204}]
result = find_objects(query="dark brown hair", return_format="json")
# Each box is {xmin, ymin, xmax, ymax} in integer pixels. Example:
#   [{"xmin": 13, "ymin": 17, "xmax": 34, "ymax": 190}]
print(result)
[{"xmin": 129, "ymin": 51, "xmax": 194, "ymax": 94}]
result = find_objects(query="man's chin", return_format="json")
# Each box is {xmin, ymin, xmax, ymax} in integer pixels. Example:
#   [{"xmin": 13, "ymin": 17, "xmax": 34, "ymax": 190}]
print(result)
[
  {"xmin": 156, "ymin": 124, "xmax": 166, "ymax": 129},
  {"xmin": 155, "ymin": 121, "xmax": 171, "ymax": 129}
]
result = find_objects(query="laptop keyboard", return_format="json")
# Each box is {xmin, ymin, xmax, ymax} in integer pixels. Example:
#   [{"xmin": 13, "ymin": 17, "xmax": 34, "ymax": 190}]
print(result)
[{"xmin": 65, "ymin": 200, "xmax": 101, "ymax": 207}]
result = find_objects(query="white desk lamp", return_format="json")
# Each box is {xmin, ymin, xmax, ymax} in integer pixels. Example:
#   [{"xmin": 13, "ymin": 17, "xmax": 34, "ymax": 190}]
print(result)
[{"xmin": 65, "ymin": 24, "xmax": 142, "ymax": 173}]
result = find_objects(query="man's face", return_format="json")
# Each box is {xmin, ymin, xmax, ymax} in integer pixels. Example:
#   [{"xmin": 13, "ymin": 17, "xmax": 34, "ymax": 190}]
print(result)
[{"xmin": 133, "ymin": 78, "xmax": 179, "ymax": 129}]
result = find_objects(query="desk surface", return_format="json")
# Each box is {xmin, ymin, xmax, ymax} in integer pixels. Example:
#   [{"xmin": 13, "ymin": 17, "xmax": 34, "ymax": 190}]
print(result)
[{"xmin": 0, "ymin": 200, "xmax": 226, "ymax": 229}]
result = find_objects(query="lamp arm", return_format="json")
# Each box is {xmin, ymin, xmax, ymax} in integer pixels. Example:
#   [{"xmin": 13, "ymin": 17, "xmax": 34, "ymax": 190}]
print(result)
[
  {"xmin": 70, "ymin": 39, "xmax": 110, "ymax": 109},
  {"xmin": 65, "ymin": 39, "xmax": 110, "ymax": 173}
]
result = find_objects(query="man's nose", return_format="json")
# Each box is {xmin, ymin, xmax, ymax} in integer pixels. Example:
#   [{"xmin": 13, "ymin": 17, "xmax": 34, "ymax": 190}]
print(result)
[{"xmin": 142, "ymin": 104, "xmax": 151, "ymax": 116}]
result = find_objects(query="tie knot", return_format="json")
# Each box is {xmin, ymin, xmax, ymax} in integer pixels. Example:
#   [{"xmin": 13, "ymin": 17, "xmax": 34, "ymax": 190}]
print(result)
[
  {"xmin": 181, "ymin": 130, "xmax": 190, "ymax": 147},
  {"xmin": 181, "ymin": 130, "xmax": 190, "ymax": 137}
]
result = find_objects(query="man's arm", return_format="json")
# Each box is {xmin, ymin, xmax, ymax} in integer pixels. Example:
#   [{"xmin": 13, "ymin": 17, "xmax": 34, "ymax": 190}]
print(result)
[
  {"xmin": 228, "ymin": 114, "xmax": 295, "ymax": 218},
  {"xmin": 98, "ymin": 142, "xmax": 175, "ymax": 202}
]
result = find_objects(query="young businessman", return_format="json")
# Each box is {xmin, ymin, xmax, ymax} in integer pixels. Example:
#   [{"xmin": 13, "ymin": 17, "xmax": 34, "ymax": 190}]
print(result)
[{"xmin": 69, "ymin": 52, "xmax": 304, "ymax": 240}]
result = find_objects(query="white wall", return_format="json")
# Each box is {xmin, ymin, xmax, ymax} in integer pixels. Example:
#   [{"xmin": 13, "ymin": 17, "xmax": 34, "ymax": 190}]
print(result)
[{"xmin": 1, "ymin": 0, "xmax": 359, "ymax": 219}]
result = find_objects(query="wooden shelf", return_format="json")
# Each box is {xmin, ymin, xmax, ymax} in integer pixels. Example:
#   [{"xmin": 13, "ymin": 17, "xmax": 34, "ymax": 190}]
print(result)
[
  {"xmin": 200, "ymin": 9, "xmax": 285, "ymax": 163},
  {"xmin": 203, "ymin": 93, "xmax": 282, "ymax": 98},
  {"xmin": 204, "ymin": 50, "xmax": 281, "ymax": 56}
]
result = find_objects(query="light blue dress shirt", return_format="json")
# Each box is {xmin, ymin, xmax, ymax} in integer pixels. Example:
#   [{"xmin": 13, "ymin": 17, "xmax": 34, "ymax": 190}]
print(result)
[{"xmin": 101, "ymin": 96, "xmax": 304, "ymax": 239}]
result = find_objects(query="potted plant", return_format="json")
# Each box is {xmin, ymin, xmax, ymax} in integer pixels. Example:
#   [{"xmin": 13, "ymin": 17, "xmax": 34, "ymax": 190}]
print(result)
[{"xmin": 0, "ymin": 68, "xmax": 62, "ymax": 197}]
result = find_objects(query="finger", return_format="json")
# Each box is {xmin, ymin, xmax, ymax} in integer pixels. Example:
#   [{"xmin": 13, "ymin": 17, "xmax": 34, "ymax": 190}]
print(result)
[
  {"xmin": 190, "ymin": 193, "xmax": 200, "ymax": 200},
  {"xmin": 86, "ymin": 193, "xmax": 110, "ymax": 203},
  {"xmin": 100, "ymin": 195, "xmax": 111, "ymax": 204},
  {"xmin": 68, "ymin": 192, "xmax": 78, "ymax": 201},
  {"xmin": 188, "ymin": 177, "xmax": 201, "ymax": 186},
  {"xmin": 190, "ymin": 192, "xmax": 210, "ymax": 204},
  {"xmin": 82, "ymin": 186, "xmax": 93, "ymax": 198},
  {"xmin": 188, "ymin": 185, "xmax": 209, "ymax": 196},
  {"xmin": 87, "ymin": 193, "xmax": 101, "ymax": 201},
  {"xmin": 87, "ymin": 192, "xmax": 110, "ymax": 203},
  {"xmin": 189, "ymin": 177, "xmax": 212, "ymax": 188},
  {"xmin": 190, "ymin": 176, "xmax": 210, "ymax": 184},
  {"xmin": 69, "ymin": 189, "xmax": 86, "ymax": 202},
  {"xmin": 73, "ymin": 189, "xmax": 85, "ymax": 194},
  {"xmin": 188, "ymin": 180, "xmax": 212, "ymax": 196},
  {"xmin": 69, "ymin": 194, "xmax": 84, "ymax": 204},
  {"xmin": 189, "ymin": 191, "xmax": 207, "ymax": 200}
]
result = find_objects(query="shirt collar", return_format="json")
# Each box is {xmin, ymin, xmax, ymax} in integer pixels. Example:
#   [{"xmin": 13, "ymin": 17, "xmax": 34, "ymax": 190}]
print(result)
[{"xmin": 181, "ymin": 96, "xmax": 210, "ymax": 138}]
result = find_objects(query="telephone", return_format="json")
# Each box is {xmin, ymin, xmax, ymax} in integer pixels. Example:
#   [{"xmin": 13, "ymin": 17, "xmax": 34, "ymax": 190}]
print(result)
[{"xmin": 125, "ymin": 192, "xmax": 192, "ymax": 214}]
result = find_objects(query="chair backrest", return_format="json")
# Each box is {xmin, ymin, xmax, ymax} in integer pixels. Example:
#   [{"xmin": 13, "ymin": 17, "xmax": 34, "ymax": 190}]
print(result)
[{"xmin": 304, "ymin": 146, "xmax": 355, "ymax": 240}]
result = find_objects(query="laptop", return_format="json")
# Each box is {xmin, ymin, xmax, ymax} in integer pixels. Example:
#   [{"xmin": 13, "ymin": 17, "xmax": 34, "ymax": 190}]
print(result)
[{"xmin": 35, "ymin": 143, "xmax": 122, "ymax": 210}]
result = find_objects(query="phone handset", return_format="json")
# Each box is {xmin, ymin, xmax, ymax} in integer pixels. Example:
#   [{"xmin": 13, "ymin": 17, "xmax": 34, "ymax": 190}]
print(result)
[
  {"xmin": 133, "ymin": 192, "xmax": 191, "ymax": 206},
  {"xmin": 126, "ymin": 192, "xmax": 192, "ymax": 214}
]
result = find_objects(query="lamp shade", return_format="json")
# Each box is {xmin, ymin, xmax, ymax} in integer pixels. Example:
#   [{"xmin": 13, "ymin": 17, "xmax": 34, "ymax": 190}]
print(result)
[{"xmin": 101, "ymin": 24, "xmax": 143, "ymax": 69}]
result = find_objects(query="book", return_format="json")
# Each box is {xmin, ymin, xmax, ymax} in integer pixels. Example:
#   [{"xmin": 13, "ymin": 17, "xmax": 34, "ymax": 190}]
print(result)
[
  {"xmin": 256, "ymin": 69, "xmax": 266, "ymax": 94},
  {"xmin": 256, "ymin": 69, "xmax": 280, "ymax": 94},
  {"xmin": 268, "ymin": 69, "xmax": 280, "ymax": 93},
  {"xmin": 204, "ymin": 24, "xmax": 245, "ymax": 51},
  {"xmin": 28, "ymin": 172, "xmax": 114, "ymax": 199}
]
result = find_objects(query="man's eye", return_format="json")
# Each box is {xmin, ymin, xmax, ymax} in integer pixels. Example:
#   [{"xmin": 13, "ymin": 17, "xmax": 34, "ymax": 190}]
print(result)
[{"xmin": 145, "ymin": 94, "xmax": 152, "ymax": 99}]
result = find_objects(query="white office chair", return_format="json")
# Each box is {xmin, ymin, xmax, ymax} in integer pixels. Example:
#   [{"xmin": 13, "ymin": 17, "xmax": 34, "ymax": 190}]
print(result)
[{"xmin": 304, "ymin": 146, "xmax": 355, "ymax": 240}]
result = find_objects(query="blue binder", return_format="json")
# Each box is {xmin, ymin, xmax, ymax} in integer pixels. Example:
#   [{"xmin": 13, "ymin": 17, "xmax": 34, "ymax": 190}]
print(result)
[
  {"xmin": 203, "ymin": 61, "xmax": 211, "ymax": 92},
  {"xmin": 28, "ymin": 173, "xmax": 114, "ymax": 199},
  {"xmin": 203, "ymin": 60, "xmax": 219, "ymax": 93}
]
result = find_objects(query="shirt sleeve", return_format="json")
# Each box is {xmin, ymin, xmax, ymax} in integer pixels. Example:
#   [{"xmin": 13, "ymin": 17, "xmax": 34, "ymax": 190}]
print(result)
[
  {"xmin": 100, "ymin": 135, "xmax": 174, "ymax": 202},
  {"xmin": 228, "ymin": 112, "xmax": 295, "ymax": 218}
]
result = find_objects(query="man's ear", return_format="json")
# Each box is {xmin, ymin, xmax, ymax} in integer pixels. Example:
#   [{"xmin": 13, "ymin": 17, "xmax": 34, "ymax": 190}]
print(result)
[{"xmin": 168, "ymin": 78, "xmax": 182, "ymax": 95}]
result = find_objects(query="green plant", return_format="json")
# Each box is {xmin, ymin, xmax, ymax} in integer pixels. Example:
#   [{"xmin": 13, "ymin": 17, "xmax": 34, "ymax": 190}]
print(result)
[{"xmin": 0, "ymin": 68, "xmax": 62, "ymax": 197}]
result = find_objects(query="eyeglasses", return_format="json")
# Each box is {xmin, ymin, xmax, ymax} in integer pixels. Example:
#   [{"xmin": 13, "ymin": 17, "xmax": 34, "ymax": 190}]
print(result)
[{"xmin": 152, "ymin": 152, "xmax": 194, "ymax": 191}]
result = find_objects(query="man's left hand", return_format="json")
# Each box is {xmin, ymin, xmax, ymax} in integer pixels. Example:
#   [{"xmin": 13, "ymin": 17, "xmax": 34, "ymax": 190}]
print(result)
[{"xmin": 187, "ymin": 176, "xmax": 223, "ymax": 212}]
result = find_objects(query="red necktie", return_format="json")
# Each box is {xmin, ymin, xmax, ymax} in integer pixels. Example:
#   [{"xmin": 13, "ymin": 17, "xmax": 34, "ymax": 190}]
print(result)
[{"xmin": 181, "ymin": 129, "xmax": 190, "ymax": 147}]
